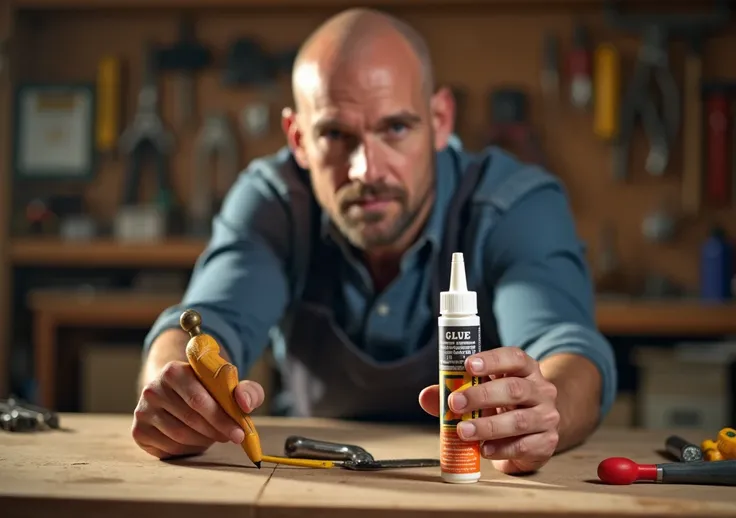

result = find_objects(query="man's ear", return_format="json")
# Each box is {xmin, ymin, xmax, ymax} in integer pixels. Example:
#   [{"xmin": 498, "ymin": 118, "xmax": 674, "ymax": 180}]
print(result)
[
  {"xmin": 430, "ymin": 86, "xmax": 456, "ymax": 151},
  {"xmin": 281, "ymin": 107, "xmax": 309, "ymax": 169}
]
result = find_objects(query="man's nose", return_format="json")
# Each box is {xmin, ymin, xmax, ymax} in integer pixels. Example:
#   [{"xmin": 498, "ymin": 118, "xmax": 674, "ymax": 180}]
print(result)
[{"xmin": 348, "ymin": 144, "xmax": 383, "ymax": 183}]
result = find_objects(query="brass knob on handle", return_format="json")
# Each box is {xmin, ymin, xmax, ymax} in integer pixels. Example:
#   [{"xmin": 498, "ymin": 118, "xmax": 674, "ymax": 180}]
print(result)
[{"xmin": 179, "ymin": 309, "xmax": 202, "ymax": 338}]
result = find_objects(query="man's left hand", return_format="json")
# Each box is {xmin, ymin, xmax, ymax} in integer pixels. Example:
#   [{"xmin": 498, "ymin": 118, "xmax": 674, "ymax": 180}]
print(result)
[{"xmin": 418, "ymin": 346, "xmax": 560, "ymax": 474}]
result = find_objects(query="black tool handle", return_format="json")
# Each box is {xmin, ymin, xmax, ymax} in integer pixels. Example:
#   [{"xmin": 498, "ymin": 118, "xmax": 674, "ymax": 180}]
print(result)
[
  {"xmin": 284, "ymin": 435, "xmax": 373, "ymax": 463},
  {"xmin": 665, "ymin": 435, "xmax": 703, "ymax": 462},
  {"xmin": 123, "ymin": 143, "xmax": 145, "ymax": 206},
  {"xmin": 661, "ymin": 460, "xmax": 736, "ymax": 485}
]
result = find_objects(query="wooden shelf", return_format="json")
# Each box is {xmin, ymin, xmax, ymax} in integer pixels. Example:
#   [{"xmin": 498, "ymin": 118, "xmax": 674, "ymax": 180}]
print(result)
[
  {"xmin": 23, "ymin": 287, "xmax": 736, "ymax": 337},
  {"xmin": 10, "ymin": 238, "xmax": 206, "ymax": 268},
  {"xmin": 596, "ymin": 299, "xmax": 736, "ymax": 336},
  {"xmin": 27, "ymin": 289, "xmax": 182, "ymax": 325}
]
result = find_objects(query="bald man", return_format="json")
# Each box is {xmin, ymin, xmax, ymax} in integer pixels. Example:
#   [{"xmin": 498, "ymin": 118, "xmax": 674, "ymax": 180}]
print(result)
[{"xmin": 133, "ymin": 9, "xmax": 616, "ymax": 474}]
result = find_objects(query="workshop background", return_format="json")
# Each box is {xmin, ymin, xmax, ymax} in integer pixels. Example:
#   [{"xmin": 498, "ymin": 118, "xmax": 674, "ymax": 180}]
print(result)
[{"xmin": 0, "ymin": 0, "xmax": 735, "ymax": 430}]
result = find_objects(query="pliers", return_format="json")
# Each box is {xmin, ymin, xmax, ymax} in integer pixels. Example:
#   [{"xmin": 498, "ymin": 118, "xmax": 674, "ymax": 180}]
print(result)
[
  {"xmin": 613, "ymin": 25, "xmax": 679, "ymax": 179},
  {"xmin": 118, "ymin": 44, "xmax": 175, "ymax": 211}
]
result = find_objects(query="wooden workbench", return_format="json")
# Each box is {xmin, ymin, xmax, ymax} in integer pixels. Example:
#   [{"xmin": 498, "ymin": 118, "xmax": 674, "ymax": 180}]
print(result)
[{"xmin": 1, "ymin": 414, "xmax": 735, "ymax": 517}]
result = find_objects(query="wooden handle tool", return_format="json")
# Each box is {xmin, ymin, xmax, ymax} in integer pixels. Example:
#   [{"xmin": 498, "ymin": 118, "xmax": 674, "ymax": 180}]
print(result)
[
  {"xmin": 96, "ymin": 56, "xmax": 121, "ymax": 153},
  {"xmin": 180, "ymin": 309, "xmax": 264, "ymax": 468},
  {"xmin": 179, "ymin": 309, "xmax": 334, "ymax": 470},
  {"xmin": 682, "ymin": 38, "xmax": 703, "ymax": 215},
  {"xmin": 593, "ymin": 43, "xmax": 620, "ymax": 141}
]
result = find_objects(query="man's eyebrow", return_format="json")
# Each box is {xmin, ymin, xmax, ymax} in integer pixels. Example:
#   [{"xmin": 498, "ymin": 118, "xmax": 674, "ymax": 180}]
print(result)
[
  {"xmin": 312, "ymin": 111, "xmax": 422, "ymax": 135},
  {"xmin": 313, "ymin": 117, "xmax": 347, "ymax": 134},
  {"xmin": 379, "ymin": 111, "xmax": 422, "ymax": 125}
]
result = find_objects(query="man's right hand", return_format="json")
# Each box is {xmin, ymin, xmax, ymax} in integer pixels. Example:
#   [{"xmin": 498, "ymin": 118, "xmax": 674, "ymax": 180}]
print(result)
[{"xmin": 131, "ymin": 360, "xmax": 265, "ymax": 459}]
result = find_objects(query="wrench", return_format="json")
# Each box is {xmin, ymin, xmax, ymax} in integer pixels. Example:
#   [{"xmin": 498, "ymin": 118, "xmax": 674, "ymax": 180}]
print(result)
[{"xmin": 190, "ymin": 112, "xmax": 239, "ymax": 236}]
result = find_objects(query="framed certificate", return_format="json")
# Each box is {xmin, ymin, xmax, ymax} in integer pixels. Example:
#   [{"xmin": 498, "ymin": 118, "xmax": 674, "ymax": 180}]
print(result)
[{"xmin": 13, "ymin": 82, "xmax": 96, "ymax": 180}]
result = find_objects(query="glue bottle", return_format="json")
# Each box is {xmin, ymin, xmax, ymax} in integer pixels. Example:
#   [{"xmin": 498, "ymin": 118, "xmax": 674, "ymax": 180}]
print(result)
[{"xmin": 438, "ymin": 252, "xmax": 481, "ymax": 484}]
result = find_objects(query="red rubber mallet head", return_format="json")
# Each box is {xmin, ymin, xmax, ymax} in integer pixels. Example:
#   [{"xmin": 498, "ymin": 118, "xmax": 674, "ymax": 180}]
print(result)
[{"xmin": 598, "ymin": 457, "xmax": 657, "ymax": 485}]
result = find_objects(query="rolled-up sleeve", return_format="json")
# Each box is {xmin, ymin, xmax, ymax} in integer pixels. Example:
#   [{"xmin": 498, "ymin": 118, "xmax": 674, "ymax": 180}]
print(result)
[
  {"xmin": 483, "ymin": 184, "xmax": 617, "ymax": 420},
  {"xmin": 143, "ymin": 162, "xmax": 294, "ymax": 374}
]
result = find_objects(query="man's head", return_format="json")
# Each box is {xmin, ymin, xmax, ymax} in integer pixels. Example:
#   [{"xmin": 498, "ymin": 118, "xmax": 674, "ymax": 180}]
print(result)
[{"xmin": 282, "ymin": 8, "xmax": 455, "ymax": 252}]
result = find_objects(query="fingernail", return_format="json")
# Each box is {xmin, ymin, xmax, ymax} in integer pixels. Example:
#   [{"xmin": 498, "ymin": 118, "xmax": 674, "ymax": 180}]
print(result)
[
  {"xmin": 482, "ymin": 443, "xmax": 495, "ymax": 457},
  {"xmin": 469, "ymin": 358, "xmax": 484, "ymax": 372},
  {"xmin": 451, "ymin": 393, "xmax": 467, "ymax": 411},
  {"xmin": 457, "ymin": 421, "xmax": 475, "ymax": 439},
  {"xmin": 243, "ymin": 391, "xmax": 252, "ymax": 410},
  {"xmin": 230, "ymin": 428, "xmax": 245, "ymax": 444}
]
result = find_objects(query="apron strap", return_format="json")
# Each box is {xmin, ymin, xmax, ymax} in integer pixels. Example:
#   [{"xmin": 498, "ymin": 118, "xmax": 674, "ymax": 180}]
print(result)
[{"xmin": 433, "ymin": 154, "xmax": 490, "ymax": 314}]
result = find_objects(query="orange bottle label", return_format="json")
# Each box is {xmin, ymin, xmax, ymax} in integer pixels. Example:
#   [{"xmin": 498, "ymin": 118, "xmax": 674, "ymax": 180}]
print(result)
[
  {"xmin": 440, "ymin": 427, "xmax": 481, "ymax": 473},
  {"xmin": 439, "ymin": 324, "xmax": 481, "ymax": 475}
]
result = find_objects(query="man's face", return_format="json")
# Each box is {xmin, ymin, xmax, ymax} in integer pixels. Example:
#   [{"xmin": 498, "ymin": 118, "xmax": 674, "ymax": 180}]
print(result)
[{"xmin": 286, "ymin": 51, "xmax": 450, "ymax": 250}]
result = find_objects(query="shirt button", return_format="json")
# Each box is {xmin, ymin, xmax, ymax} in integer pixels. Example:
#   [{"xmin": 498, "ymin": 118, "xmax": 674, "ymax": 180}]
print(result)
[{"xmin": 376, "ymin": 303, "xmax": 390, "ymax": 316}]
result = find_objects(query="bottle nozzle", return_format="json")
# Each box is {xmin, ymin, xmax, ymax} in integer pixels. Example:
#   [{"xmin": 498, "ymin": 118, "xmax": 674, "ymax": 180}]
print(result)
[
  {"xmin": 449, "ymin": 252, "xmax": 468, "ymax": 292},
  {"xmin": 440, "ymin": 252, "xmax": 476, "ymax": 316}
]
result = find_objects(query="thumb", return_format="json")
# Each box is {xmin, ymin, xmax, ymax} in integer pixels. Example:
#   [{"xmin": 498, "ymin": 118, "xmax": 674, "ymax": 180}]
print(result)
[
  {"xmin": 234, "ymin": 380, "xmax": 266, "ymax": 413},
  {"xmin": 418, "ymin": 384, "xmax": 440, "ymax": 417}
]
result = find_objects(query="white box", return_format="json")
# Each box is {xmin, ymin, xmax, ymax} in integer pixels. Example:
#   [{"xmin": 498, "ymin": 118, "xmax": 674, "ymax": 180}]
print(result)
[{"xmin": 632, "ymin": 343, "xmax": 736, "ymax": 431}]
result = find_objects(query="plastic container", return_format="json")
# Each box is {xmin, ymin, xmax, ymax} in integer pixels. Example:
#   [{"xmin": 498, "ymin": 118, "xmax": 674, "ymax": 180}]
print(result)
[
  {"xmin": 700, "ymin": 227, "xmax": 733, "ymax": 301},
  {"xmin": 438, "ymin": 252, "xmax": 481, "ymax": 484}
]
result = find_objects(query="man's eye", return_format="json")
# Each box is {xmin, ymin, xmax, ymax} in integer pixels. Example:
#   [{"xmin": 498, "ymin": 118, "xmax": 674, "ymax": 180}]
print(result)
[
  {"xmin": 324, "ymin": 129, "xmax": 344, "ymax": 140},
  {"xmin": 388, "ymin": 122, "xmax": 408, "ymax": 135}
]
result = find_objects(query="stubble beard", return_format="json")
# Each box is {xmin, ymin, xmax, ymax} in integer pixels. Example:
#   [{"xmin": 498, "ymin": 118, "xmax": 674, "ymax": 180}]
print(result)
[{"xmin": 337, "ymin": 168, "xmax": 435, "ymax": 250}]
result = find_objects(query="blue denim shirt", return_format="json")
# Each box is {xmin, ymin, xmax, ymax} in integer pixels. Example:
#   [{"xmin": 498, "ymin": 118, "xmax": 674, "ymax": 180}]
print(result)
[{"xmin": 145, "ymin": 144, "xmax": 617, "ymax": 418}]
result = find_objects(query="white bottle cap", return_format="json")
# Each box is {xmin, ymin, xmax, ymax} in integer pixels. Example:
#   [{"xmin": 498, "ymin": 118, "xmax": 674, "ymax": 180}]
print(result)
[{"xmin": 440, "ymin": 252, "xmax": 477, "ymax": 316}]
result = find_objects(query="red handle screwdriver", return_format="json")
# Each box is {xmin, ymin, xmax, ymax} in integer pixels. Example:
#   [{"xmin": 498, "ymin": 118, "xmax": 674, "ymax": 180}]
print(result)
[
  {"xmin": 598, "ymin": 457, "xmax": 736, "ymax": 486},
  {"xmin": 702, "ymin": 82, "xmax": 735, "ymax": 206},
  {"xmin": 568, "ymin": 24, "xmax": 592, "ymax": 109}
]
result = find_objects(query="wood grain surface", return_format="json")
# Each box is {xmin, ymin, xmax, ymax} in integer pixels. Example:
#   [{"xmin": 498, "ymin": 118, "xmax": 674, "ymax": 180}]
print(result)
[{"xmin": 1, "ymin": 414, "xmax": 735, "ymax": 518}]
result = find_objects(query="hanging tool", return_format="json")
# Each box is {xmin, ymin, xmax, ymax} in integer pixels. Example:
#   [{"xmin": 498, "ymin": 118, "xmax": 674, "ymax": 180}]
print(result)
[
  {"xmin": 595, "ymin": 222, "xmax": 624, "ymax": 295},
  {"xmin": 665, "ymin": 435, "xmax": 703, "ymax": 462},
  {"xmin": 222, "ymin": 37, "xmax": 274, "ymax": 86},
  {"xmin": 156, "ymin": 17, "xmax": 212, "ymax": 128},
  {"xmin": 240, "ymin": 103, "xmax": 270, "ymax": 137},
  {"xmin": 641, "ymin": 195, "xmax": 678, "ymax": 243},
  {"xmin": 703, "ymin": 82, "xmax": 735, "ymax": 207},
  {"xmin": 190, "ymin": 112, "xmax": 239, "ymax": 236},
  {"xmin": 487, "ymin": 88, "xmax": 544, "ymax": 165},
  {"xmin": 681, "ymin": 36, "xmax": 704, "ymax": 215},
  {"xmin": 733, "ymin": 100, "xmax": 736, "ymax": 208},
  {"xmin": 598, "ymin": 457, "xmax": 736, "ymax": 486},
  {"xmin": 603, "ymin": 0, "xmax": 730, "ymax": 180},
  {"xmin": 284, "ymin": 436, "xmax": 440, "ymax": 470},
  {"xmin": 593, "ymin": 43, "xmax": 620, "ymax": 141},
  {"xmin": 0, "ymin": 38, "xmax": 7, "ymax": 76},
  {"xmin": 96, "ymin": 56, "xmax": 122, "ymax": 154},
  {"xmin": 540, "ymin": 33, "xmax": 559, "ymax": 103},
  {"xmin": 118, "ymin": 44, "xmax": 175, "ymax": 215},
  {"xmin": 568, "ymin": 23, "xmax": 592, "ymax": 109},
  {"xmin": 609, "ymin": 22, "xmax": 679, "ymax": 178}
]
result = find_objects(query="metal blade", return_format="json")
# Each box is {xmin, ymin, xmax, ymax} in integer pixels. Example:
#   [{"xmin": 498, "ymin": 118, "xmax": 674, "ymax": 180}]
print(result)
[{"xmin": 341, "ymin": 458, "xmax": 440, "ymax": 470}]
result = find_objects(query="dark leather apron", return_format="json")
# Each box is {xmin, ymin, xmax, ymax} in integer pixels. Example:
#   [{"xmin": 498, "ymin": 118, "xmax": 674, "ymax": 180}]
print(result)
[{"xmin": 277, "ymin": 156, "xmax": 498, "ymax": 422}]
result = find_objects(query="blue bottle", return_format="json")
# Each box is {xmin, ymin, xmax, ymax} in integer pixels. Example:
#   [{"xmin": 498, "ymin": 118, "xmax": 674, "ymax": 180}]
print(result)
[{"xmin": 700, "ymin": 226, "xmax": 733, "ymax": 301}]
